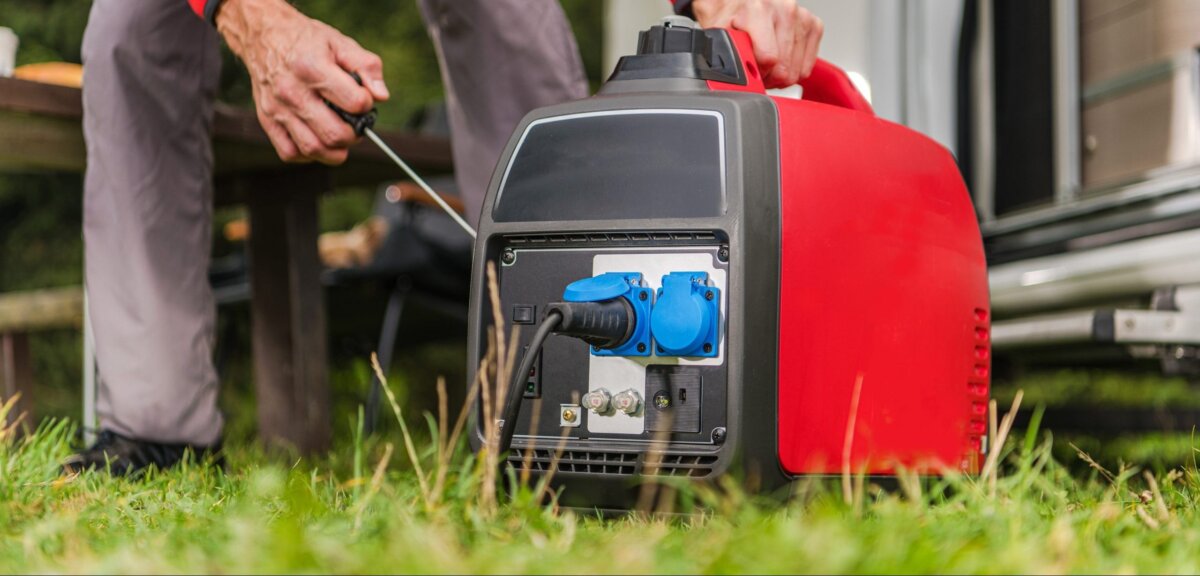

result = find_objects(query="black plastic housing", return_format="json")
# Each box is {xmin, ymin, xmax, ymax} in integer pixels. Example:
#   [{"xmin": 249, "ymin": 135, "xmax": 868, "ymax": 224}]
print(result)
[{"xmin": 468, "ymin": 69, "xmax": 782, "ymax": 511}]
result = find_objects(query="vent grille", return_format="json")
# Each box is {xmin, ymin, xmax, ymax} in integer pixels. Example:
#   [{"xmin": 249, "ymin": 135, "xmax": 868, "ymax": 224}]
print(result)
[
  {"xmin": 965, "ymin": 307, "xmax": 992, "ymax": 473},
  {"xmin": 511, "ymin": 448, "xmax": 638, "ymax": 475},
  {"xmin": 508, "ymin": 448, "xmax": 718, "ymax": 478},
  {"xmin": 646, "ymin": 454, "xmax": 720, "ymax": 477},
  {"xmin": 505, "ymin": 231, "xmax": 719, "ymax": 245}
]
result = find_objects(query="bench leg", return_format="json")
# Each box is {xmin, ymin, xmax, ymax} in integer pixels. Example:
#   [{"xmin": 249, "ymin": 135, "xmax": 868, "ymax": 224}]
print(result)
[
  {"xmin": 246, "ymin": 170, "xmax": 332, "ymax": 454},
  {"xmin": 1, "ymin": 332, "xmax": 34, "ymax": 432}
]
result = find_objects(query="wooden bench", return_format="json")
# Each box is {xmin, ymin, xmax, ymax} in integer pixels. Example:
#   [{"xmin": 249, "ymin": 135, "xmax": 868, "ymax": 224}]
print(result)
[
  {"xmin": 0, "ymin": 77, "xmax": 454, "ymax": 452},
  {"xmin": 0, "ymin": 286, "xmax": 83, "ymax": 430}
]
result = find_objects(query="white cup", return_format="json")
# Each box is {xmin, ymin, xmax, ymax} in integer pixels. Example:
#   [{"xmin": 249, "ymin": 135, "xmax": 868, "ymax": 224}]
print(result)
[{"xmin": 0, "ymin": 27, "xmax": 18, "ymax": 77}]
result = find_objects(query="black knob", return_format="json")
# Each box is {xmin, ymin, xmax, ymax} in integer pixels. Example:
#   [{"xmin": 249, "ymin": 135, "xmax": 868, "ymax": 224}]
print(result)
[
  {"xmin": 636, "ymin": 20, "xmax": 711, "ymax": 63},
  {"xmin": 605, "ymin": 19, "xmax": 747, "ymax": 87}
]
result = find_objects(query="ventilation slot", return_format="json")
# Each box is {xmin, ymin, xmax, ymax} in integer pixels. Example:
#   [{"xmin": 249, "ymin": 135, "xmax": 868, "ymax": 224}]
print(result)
[
  {"xmin": 645, "ymin": 454, "xmax": 719, "ymax": 478},
  {"xmin": 965, "ymin": 306, "xmax": 992, "ymax": 472},
  {"xmin": 507, "ymin": 449, "xmax": 719, "ymax": 478},
  {"xmin": 509, "ymin": 448, "xmax": 638, "ymax": 476},
  {"xmin": 505, "ymin": 231, "xmax": 722, "ymax": 246}
]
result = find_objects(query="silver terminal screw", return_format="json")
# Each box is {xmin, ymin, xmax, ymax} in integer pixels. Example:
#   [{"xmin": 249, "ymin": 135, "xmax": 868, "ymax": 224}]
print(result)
[
  {"xmin": 582, "ymin": 389, "xmax": 612, "ymax": 414},
  {"xmin": 612, "ymin": 389, "xmax": 642, "ymax": 415}
]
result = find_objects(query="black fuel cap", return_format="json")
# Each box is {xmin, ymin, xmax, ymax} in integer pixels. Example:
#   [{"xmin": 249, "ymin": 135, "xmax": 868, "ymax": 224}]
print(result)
[
  {"xmin": 637, "ymin": 17, "xmax": 711, "ymax": 61},
  {"xmin": 606, "ymin": 17, "xmax": 746, "ymax": 86}
]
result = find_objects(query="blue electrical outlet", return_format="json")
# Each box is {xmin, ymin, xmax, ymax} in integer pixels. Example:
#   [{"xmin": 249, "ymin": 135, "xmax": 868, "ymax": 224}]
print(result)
[
  {"xmin": 562, "ymin": 272, "xmax": 653, "ymax": 357},
  {"xmin": 650, "ymin": 271, "xmax": 720, "ymax": 357}
]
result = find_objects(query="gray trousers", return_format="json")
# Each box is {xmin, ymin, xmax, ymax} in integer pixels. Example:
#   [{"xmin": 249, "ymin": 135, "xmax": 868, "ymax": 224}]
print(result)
[{"xmin": 82, "ymin": 0, "xmax": 586, "ymax": 445}]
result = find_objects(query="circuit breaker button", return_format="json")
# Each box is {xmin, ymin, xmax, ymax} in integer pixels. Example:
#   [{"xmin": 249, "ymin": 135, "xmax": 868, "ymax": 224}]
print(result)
[{"xmin": 512, "ymin": 305, "xmax": 536, "ymax": 325}]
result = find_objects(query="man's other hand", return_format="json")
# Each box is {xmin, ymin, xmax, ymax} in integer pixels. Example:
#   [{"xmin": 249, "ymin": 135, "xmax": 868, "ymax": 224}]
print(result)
[
  {"xmin": 691, "ymin": 0, "xmax": 823, "ymax": 88},
  {"xmin": 216, "ymin": 0, "xmax": 389, "ymax": 165}
]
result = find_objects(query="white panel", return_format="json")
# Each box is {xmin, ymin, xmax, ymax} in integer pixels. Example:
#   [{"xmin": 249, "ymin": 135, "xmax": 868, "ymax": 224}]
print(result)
[{"xmin": 584, "ymin": 250, "xmax": 726, "ymax": 435}]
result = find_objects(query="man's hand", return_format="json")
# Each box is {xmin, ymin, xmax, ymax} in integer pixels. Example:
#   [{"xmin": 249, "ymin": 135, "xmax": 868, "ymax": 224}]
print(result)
[
  {"xmin": 216, "ymin": 0, "xmax": 389, "ymax": 165},
  {"xmin": 691, "ymin": 0, "xmax": 823, "ymax": 88}
]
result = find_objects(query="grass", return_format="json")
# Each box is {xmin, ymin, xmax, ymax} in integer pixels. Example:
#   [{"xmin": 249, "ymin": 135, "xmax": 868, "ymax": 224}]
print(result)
[{"xmin": 5, "ymin": 378, "xmax": 1200, "ymax": 574}]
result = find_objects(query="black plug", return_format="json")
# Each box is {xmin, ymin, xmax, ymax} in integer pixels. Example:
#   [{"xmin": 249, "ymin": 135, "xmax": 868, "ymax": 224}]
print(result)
[{"xmin": 545, "ymin": 299, "xmax": 636, "ymax": 350}]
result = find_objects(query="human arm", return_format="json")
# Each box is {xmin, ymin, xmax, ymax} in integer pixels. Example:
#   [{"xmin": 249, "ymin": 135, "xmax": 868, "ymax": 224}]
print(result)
[
  {"xmin": 194, "ymin": 0, "xmax": 390, "ymax": 165},
  {"xmin": 673, "ymin": 0, "xmax": 824, "ymax": 88}
]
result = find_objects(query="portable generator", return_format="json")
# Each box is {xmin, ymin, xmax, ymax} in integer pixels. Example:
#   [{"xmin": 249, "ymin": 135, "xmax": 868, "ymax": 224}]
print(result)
[{"xmin": 466, "ymin": 18, "xmax": 990, "ymax": 509}]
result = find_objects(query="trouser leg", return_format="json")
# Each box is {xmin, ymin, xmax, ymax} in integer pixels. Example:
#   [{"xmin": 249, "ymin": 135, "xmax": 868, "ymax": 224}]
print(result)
[
  {"xmin": 82, "ymin": 0, "xmax": 224, "ymax": 445},
  {"xmin": 418, "ymin": 0, "xmax": 589, "ymax": 225}
]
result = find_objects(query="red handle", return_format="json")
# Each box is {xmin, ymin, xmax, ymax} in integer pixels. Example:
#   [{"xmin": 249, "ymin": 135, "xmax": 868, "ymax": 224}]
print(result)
[
  {"xmin": 719, "ymin": 28, "xmax": 874, "ymax": 115},
  {"xmin": 799, "ymin": 59, "xmax": 874, "ymax": 115}
]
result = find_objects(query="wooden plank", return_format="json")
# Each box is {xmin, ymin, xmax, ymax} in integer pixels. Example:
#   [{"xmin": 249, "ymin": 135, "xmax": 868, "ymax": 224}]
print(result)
[
  {"xmin": 246, "ymin": 167, "xmax": 332, "ymax": 454},
  {"xmin": 0, "ymin": 110, "xmax": 86, "ymax": 172},
  {"xmin": 0, "ymin": 77, "xmax": 81, "ymax": 118},
  {"xmin": 0, "ymin": 77, "xmax": 453, "ymax": 183},
  {"xmin": 1, "ymin": 333, "xmax": 34, "ymax": 432},
  {"xmin": 0, "ymin": 286, "xmax": 84, "ymax": 332}
]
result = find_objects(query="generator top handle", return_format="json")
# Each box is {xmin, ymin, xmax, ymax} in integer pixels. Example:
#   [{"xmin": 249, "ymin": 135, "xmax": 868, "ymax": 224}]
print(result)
[{"xmin": 715, "ymin": 27, "xmax": 873, "ymax": 115}]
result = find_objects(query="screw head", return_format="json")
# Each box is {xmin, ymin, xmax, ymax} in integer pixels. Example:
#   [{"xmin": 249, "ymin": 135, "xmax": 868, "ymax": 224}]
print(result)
[
  {"xmin": 562, "ymin": 409, "xmax": 577, "ymax": 423},
  {"xmin": 717, "ymin": 245, "xmax": 730, "ymax": 262},
  {"xmin": 500, "ymin": 249, "xmax": 516, "ymax": 264},
  {"xmin": 653, "ymin": 390, "xmax": 671, "ymax": 410},
  {"xmin": 711, "ymin": 427, "xmax": 727, "ymax": 443},
  {"xmin": 592, "ymin": 345, "xmax": 601, "ymax": 352},
  {"xmin": 705, "ymin": 291, "xmax": 714, "ymax": 301},
  {"xmin": 637, "ymin": 343, "xmax": 647, "ymax": 353},
  {"xmin": 703, "ymin": 343, "xmax": 713, "ymax": 353},
  {"xmin": 639, "ymin": 291, "xmax": 648, "ymax": 301}
]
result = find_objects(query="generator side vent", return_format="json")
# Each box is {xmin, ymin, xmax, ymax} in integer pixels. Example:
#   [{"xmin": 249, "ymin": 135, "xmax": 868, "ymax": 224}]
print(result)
[
  {"xmin": 505, "ymin": 231, "xmax": 720, "ymax": 245},
  {"xmin": 964, "ymin": 306, "xmax": 992, "ymax": 473},
  {"xmin": 645, "ymin": 454, "xmax": 719, "ymax": 477}
]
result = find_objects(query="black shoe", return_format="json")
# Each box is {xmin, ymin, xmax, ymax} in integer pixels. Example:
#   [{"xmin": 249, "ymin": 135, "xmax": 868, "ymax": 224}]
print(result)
[{"xmin": 62, "ymin": 430, "xmax": 224, "ymax": 476}]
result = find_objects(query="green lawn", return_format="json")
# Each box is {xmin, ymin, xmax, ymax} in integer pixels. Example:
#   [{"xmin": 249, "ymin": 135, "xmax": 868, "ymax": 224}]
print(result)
[{"xmin": 5, "ymin": 385, "xmax": 1200, "ymax": 574}]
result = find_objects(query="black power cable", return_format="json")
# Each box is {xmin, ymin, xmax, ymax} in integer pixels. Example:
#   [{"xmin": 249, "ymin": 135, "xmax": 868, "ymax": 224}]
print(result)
[
  {"xmin": 497, "ymin": 310, "xmax": 562, "ymax": 455},
  {"xmin": 495, "ymin": 299, "xmax": 639, "ymax": 456}
]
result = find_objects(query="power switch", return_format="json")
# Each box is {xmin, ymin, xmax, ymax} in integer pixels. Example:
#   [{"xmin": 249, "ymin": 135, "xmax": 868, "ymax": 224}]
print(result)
[{"xmin": 512, "ymin": 305, "xmax": 536, "ymax": 325}]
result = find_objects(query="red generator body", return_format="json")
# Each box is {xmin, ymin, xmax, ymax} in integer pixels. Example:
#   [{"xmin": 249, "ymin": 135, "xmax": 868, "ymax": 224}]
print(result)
[{"xmin": 467, "ymin": 20, "xmax": 990, "ymax": 509}]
